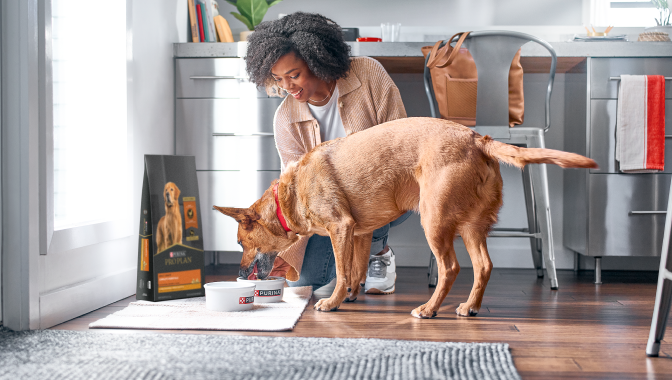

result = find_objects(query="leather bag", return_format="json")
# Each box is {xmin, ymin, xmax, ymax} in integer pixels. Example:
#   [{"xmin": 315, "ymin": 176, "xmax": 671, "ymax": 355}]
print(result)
[{"xmin": 421, "ymin": 32, "xmax": 524, "ymax": 127}]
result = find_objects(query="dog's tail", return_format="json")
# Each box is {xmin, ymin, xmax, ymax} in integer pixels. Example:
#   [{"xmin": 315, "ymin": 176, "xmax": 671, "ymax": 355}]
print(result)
[{"xmin": 477, "ymin": 135, "xmax": 598, "ymax": 169}]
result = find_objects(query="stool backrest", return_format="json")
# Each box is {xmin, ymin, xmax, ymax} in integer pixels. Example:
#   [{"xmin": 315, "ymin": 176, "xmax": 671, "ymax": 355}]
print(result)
[{"xmin": 423, "ymin": 30, "xmax": 557, "ymax": 135}]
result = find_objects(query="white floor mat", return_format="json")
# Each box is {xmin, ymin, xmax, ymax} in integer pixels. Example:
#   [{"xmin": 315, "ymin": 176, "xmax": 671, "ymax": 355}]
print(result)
[{"xmin": 89, "ymin": 286, "xmax": 312, "ymax": 331}]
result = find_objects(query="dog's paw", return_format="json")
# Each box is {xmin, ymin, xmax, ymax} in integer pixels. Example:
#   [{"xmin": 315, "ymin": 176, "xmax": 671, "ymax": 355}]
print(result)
[
  {"xmin": 314, "ymin": 298, "xmax": 340, "ymax": 312},
  {"xmin": 410, "ymin": 304, "xmax": 438, "ymax": 319},
  {"xmin": 456, "ymin": 303, "xmax": 479, "ymax": 317},
  {"xmin": 346, "ymin": 283, "xmax": 361, "ymax": 302}
]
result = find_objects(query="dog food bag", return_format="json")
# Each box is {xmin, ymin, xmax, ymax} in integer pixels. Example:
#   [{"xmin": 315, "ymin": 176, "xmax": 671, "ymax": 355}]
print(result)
[{"xmin": 136, "ymin": 155, "xmax": 205, "ymax": 301}]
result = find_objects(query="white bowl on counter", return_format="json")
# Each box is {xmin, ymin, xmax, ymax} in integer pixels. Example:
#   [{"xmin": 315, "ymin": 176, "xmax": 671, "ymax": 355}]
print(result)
[
  {"xmin": 237, "ymin": 276, "xmax": 286, "ymax": 303},
  {"xmin": 204, "ymin": 281, "xmax": 256, "ymax": 311}
]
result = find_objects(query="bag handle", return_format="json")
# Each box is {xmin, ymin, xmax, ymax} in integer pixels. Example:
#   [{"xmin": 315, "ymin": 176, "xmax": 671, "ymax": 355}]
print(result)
[{"xmin": 426, "ymin": 31, "xmax": 471, "ymax": 69}]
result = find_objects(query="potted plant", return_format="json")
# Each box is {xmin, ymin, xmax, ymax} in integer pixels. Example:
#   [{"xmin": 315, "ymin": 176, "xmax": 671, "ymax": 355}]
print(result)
[
  {"xmin": 225, "ymin": 0, "xmax": 283, "ymax": 41},
  {"xmin": 652, "ymin": 0, "xmax": 671, "ymax": 26}
]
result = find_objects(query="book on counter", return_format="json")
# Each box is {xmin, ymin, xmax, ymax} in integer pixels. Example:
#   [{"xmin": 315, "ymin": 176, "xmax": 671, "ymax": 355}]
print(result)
[
  {"xmin": 189, "ymin": 0, "xmax": 234, "ymax": 43},
  {"xmin": 199, "ymin": 3, "xmax": 209, "ymax": 42},
  {"xmin": 201, "ymin": 0, "xmax": 217, "ymax": 42},
  {"xmin": 196, "ymin": 3, "xmax": 205, "ymax": 42},
  {"xmin": 187, "ymin": 0, "xmax": 200, "ymax": 43}
]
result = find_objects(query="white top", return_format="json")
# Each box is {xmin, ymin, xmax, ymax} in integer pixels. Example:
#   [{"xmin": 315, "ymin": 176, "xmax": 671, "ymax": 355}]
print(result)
[{"xmin": 307, "ymin": 86, "xmax": 346, "ymax": 142}]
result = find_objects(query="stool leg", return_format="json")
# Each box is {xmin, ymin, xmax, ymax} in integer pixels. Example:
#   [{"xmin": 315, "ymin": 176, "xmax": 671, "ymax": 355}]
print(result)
[
  {"xmin": 529, "ymin": 162, "xmax": 558, "ymax": 290},
  {"xmin": 428, "ymin": 253, "xmax": 438, "ymax": 287},
  {"xmin": 522, "ymin": 166, "xmax": 543, "ymax": 278},
  {"xmin": 647, "ymin": 276, "xmax": 672, "ymax": 357},
  {"xmin": 647, "ymin": 178, "xmax": 672, "ymax": 357},
  {"xmin": 594, "ymin": 257, "xmax": 602, "ymax": 285}
]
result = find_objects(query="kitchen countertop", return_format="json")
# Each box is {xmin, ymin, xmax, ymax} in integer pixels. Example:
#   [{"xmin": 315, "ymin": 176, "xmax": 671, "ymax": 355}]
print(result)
[
  {"xmin": 174, "ymin": 41, "xmax": 672, "ymax": 58},
  {"xmin": 174, "ymin": 41, "xmax": 672, "ymax": 74}
]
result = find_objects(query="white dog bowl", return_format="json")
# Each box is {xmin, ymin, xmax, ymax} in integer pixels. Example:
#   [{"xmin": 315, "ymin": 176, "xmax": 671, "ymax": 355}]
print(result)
[
  {"xmin": 204, "ymin": 282, "xmax": 256, "ymax": 312},
  {"xmin": 237, "ymin": 276, "xmax": 286, "ymax": 303}
]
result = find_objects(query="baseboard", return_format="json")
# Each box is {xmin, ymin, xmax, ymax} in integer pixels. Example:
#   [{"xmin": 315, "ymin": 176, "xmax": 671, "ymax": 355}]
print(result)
[{"xmin": 39, "ymin": 267, "xmax": 136, "ymax": 329}]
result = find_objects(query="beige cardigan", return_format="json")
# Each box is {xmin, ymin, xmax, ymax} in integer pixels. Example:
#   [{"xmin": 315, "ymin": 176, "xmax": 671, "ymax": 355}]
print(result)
[{"xmin": 272, "ymin": 56, "xmax": 407, "ymax": 281}]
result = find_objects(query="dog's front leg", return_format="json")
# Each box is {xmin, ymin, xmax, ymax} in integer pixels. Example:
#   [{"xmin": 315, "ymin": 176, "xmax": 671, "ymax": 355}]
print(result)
[
  {"xmin": 345, "ymin": 233, "xmax": 372, "ymax": 302},
  {"xmin": 314, "ymin": 219, "xmax": 355, "ymax": 312}
]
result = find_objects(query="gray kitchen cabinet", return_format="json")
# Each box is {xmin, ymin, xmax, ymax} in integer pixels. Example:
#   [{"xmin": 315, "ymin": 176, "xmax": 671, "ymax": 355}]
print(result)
[
  {"xmin": 564, "ymin": 57, "xmax": 672, "ymax": 283},
  {"xmin": 175, "ymin": 58, "xmax": 283, "ymax": 252}
]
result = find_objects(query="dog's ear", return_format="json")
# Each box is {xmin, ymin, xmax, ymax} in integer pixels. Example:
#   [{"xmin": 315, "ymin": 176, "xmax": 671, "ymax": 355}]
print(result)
[
  {"xmin": 174, "ymin": 185, "xmax": 181, "ymax": 200},
  {"xmin": 212, "ymin": 206, "xmax": 260, "ymax": 229}
]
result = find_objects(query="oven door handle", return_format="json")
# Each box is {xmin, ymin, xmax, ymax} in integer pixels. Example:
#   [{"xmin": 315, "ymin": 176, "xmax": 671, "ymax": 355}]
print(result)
[{"xmin": 190, "ymin": 75, "xmax": 248, "ymax": 80}]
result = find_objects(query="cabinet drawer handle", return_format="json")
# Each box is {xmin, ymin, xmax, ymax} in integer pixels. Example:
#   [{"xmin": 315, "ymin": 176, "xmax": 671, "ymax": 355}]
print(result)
[
  {"xmin": 629, "ymin": 211, "xmax": 667, "ymax": 215},
  {"xmin": 190, "ymin": 75, "xmax": 248, "ymax": 80},
  {"xmin": 610, "ymin": 77, "xmax": 672, "ymax": 81},
  {"xmin": 212, "ymin": 132, "xmax": 274, "ymax": 137}
]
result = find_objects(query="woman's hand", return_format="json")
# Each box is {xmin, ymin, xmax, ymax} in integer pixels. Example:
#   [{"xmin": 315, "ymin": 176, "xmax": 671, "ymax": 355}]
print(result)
[
  {"xmin": 270, "ymin": 256, "xmax": 291, "ymax": 277},
  {"xmin": 247, "ymin": 256, "xmax": 290, "ymax": 279}
]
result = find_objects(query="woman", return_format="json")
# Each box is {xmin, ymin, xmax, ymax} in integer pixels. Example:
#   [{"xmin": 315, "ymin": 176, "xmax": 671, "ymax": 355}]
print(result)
[{"xmin": 244, "ymin": 12, "xmax": 410, "ymax": 295}]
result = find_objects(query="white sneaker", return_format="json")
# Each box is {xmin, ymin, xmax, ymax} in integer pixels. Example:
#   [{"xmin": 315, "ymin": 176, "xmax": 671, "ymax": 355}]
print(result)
[
  {"xmin": 313, "ymin": 278, "xmax": 336, "ymax": 298},
  {"xmin": 364, "ymin": 247, "xmax": 396, "ymax": 294}
]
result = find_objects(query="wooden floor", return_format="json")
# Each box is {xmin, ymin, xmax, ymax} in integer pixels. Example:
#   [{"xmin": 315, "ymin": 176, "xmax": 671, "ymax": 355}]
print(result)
[{"xmin": 52, "ymin": 265, "xmax": 672, "ymax": 379}]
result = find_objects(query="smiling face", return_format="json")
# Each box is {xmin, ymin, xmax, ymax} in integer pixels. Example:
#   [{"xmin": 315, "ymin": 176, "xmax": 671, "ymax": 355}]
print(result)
[{"xmin": 270, "ymin": 52, "xmax": 331, "ymax": 104}]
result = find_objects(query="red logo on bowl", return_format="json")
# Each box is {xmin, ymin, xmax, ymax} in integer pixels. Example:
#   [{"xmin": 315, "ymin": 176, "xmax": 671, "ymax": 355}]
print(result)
[{"xmin": 239, "ymin": 296, "xmax": 254, "ymax": 304}]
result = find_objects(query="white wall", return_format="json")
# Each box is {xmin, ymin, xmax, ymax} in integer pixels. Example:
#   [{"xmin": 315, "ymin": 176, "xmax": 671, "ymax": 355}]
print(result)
[
  {"xmin": 211, "ymin": 0, "xmax": 584, "ymax": 42},
  {"xmin": 131, "ymin": 0, "xmax": 185, "ymax": 217}
]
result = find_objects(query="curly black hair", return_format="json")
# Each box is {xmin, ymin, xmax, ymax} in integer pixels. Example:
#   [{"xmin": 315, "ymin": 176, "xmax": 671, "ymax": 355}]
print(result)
[{"xmin": 244, "ymin": 12, "xmax": 351, "ymax": 90}]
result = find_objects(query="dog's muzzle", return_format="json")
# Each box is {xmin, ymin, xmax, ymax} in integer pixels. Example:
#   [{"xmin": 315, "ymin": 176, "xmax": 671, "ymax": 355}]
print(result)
[{"xmin": 239, "ymin": 252, "xmax": 278, "ymax": 279}]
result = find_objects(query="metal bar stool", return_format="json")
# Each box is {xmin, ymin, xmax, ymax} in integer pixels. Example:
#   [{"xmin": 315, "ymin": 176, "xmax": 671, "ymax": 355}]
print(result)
[
  {"xmin": 647, "ymin": 177, "xmax": 672, "ymax": 356},
  {"xmin": 424, "ymin": 31, "xmax": 559, "ymax": 289}
]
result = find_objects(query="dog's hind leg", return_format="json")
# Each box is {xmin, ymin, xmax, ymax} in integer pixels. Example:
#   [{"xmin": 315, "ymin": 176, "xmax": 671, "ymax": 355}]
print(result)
[
  {"xmin": 411, "ymin": 207, "xmax": 460, "ymax": 319},
  {"xmin": 346, "ymin": 232, "xmax": 373, "ymax": 302},
  {"xmin": 456, "ymin": 224, "xmax": 493, "ymax": 317},
  {"xmin": 314, "ymin": 218, "xmax": 356, "ymax": 312}
]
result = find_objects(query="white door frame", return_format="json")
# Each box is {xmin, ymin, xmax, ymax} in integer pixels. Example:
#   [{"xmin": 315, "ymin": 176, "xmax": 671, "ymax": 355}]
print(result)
[{"xmin": 1, "ymin": 0, "xmax": 42, "ymax": 330}]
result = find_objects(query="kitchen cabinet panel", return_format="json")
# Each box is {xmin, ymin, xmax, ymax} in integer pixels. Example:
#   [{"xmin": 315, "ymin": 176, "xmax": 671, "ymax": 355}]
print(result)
[
  {"xmin": 176, "ymin": 58, "xmax": 267, "ymax": 99},
  {"xmin": 590, "ymin": 58, "xmax": 672, "ymax": 99},
  {"xmin": 587, "ymin": 174, "xmax": 670, "ymax": 257},
  {"xmin": 198, "ymin": 170, "xmax": 281, "ymax": 251},
  {"xmin": 176, "ymin": 98, "xmax": 281, "ymax": 135}
]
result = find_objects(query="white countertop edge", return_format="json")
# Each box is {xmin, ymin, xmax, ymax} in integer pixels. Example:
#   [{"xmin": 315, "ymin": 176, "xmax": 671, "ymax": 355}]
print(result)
[{"xmin": 174, "ymin": 41, "xmax": 672, "ymax": 58}]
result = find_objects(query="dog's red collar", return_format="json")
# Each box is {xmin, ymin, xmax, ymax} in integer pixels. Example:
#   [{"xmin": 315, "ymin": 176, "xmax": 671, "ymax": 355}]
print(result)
[{"xmin": 273, "ymin": 182, "xmax": 292, "ymax": 232}]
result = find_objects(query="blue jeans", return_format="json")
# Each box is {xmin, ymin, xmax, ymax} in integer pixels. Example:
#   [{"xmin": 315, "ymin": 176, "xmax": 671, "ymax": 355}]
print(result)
[{"xmin": 288, "ymin": 211, "xmax": 412, "ymax": 288}]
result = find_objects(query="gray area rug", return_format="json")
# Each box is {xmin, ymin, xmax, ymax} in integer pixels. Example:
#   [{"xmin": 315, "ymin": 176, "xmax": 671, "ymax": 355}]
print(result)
[{"xmin": 0, "ymin": 328, "xmax": 521, "ymax": 380}]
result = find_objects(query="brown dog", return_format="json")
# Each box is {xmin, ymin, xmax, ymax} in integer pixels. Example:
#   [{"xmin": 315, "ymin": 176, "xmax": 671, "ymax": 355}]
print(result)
[
  {"xmin": 156, "ymin": 182, "xmax": 182, "ymax": 253},
  {"xmin": 214, "ymin": 117, "xmax": 597, "ymax": 318}
]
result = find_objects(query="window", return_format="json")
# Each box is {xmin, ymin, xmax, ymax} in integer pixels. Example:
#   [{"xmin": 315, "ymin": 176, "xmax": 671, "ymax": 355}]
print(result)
[
  {"xmin": 591, "ymin": 0, "xmax": 661, "ymax": 27},
  {"xmin": 51, "ymin": 1, "xmax": 128, "ymax": 230}
]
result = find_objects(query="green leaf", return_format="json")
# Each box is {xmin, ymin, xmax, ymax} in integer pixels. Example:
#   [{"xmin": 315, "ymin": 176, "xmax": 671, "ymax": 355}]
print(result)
[
  {"xmin": 236, "ymin": 0, "xmax": 269, "ymax": 29},
  {"xmin": 225, "ymin": 0, "xmax": 238, "ymax": 6},
  {"xmin": 266, "ymin": 0, "xmax": 283, "ymax": 7},
  {"xmin": 231, "ymin": 12, "xmax": 254, "ymax": 30}
]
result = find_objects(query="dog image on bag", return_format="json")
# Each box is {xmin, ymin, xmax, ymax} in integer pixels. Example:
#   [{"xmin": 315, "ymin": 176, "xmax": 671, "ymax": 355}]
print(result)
[
  {"xmin": 213, "ymin": 117, "xmax": 597, "ymax": 319},
  {"xmin": 156, "ymin": 182, "xmax": 183, "ymax": 253}
]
